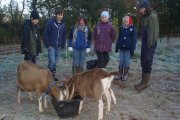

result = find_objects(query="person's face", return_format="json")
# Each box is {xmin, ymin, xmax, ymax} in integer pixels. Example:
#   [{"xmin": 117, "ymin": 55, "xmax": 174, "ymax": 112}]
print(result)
[
  {"xmin": 79, "ymin": 19, "xmax": 85, "ymax": 26},
  {"xmin": 101, "ymin": 16, "xmax": 109, "ymax": 23},
  {"xmin": 56, "ymin": 13, "xmax": 64, "ymax": 21},
  {"xmin": 139, "ymin": 8, "xmax": 146, "ymax": 15},
  {"xmin": 31, "ymin": 19, "xmax": 39, "ymax": 25},
  {"xmin": 124, "ymin": 18, "xmax": 129, "ymax": 27}
]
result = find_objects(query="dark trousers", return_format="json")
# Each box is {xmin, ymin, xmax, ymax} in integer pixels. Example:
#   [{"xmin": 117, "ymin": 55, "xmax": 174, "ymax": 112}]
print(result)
[
  {"xmin": 96, "ymin": 51, "xmax": 109, "ymax": 68},
  {"xmin": 24, "ymin": 53, "xmax": 36, "ymax": 63},
  {"xmin": 141, "ymin": 44, "xmax": 157, "ymax": 73}
]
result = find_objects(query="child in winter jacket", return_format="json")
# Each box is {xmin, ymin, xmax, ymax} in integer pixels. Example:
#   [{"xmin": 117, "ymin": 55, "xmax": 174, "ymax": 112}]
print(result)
[
  {"xmin": 21, "ymin": 10, "xmax": 42, "ymax": 64},
  {"xmin": 68, "ymin": 16, "xmax": 92, "ymax": 74},
  {"xmin": 43, "ymin": 8, "xmax": 67, "ymax": 80},
  {"xmin": 115, "ymin": 15, "xmax": 137, "ymax": 81},
  {"xmin": 94, "ymin": 11, "xmax": 116, "ymax": 68}
]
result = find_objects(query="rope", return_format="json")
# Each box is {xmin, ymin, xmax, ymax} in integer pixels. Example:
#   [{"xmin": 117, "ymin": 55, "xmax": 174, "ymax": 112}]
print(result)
[{"xmin": 16, "ymin": 81, "xmax": 34, "ymax": 97}]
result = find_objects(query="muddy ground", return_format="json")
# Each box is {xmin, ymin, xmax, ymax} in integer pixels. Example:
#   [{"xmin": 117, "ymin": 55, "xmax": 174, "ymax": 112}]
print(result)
[{"xmin": 0, "ymin": 39, "xmax": 180, "ymax": 120}]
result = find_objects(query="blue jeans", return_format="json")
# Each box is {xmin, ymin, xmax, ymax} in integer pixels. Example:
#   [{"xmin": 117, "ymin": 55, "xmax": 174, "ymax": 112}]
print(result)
[
  {"xmin": 73, "ymin": 48, "xmax": 86, "ymax": 67},
  {"xmin": 48, "ymin": 47, "xmax": 60, "ymax": 71},
  {"xmin": 119, "ymin": 50, "xmax": 130, "ymax": 67}
]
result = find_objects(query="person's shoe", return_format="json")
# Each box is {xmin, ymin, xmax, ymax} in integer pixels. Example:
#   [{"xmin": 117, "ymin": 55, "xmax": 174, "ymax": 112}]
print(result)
[
  {"xmin": 114, "ymin": 66, "xmax": 123, "ymax": 81},
  {"xmin": 121, "ymin": 67, "xmax": 129, "ymax": 81},
  {"xmin": 134, "ymin": 73, "xmax": 150, "ymax": 92},
  {"xmin": 51, "ymin": 69, "xmax": 58, "ymax": 81}
]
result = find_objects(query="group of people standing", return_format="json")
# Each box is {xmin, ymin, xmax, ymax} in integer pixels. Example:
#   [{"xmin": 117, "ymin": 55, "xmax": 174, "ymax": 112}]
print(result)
[{"xmin": 21, "ymin": 0, "xmax": 159, "ymax": 92}]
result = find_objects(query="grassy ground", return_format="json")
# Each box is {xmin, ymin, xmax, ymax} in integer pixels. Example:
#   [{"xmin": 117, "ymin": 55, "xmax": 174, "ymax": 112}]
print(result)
[{"xmin": 0, "ymin": 37, "xmax": 179, "ymax": 120}]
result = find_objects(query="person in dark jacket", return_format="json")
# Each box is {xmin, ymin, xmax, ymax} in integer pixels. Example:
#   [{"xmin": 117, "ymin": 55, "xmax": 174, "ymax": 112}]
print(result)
[
  {"xmin": 43, "ymin": 8, "xmax": 67, "ymax": 80},
  {"xmin": 134, "ymin": 0, "xmax": 159, "ymax": 92},
  {"xmin": 68, "ymin": 16, "xmax": 92, "ymax": 74},
  {"xmin": 115, "ymin": 15, "xmax": 137, "ymax": 81},
  {"xmin": 21, "ymin": 10, "xmax": 42, "ymax": 64},
  {"xmin": 94, "ymin": 11, "xmax": 116, "ymax": 68}
]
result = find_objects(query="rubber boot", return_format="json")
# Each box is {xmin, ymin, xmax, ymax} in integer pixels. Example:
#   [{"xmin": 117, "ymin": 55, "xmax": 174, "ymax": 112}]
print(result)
[
  {"xmin": 78, "ymin": 66, "xmax": 83, "ymax": 73},
  {"xmin": 72, "ymin": 66, "xmax": 79, "ymax": 75},
  {"xmin": 114, "ymin": 66, "xmax": 123, "ymax": 80},
  {"xmin": 122, "ymin": 67, "xmax": 129, "ymax": 81},
  {"xmin": 51, "ymin": 69, "xmax": 58, "ymax": 81},
  {"xmin": 134, "ymin": 73, "xmax": 150, "ymax": 92}
]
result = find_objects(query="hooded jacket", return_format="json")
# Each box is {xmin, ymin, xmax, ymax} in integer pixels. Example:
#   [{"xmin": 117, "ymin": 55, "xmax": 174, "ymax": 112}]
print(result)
[
  {"xmin": 43, "ymin": 17, "xmax": 67, "ymax": 48},
  {"xmin": 21, "ymin": 19, "xmax": 42, "ymax": 55},
  {"xmin": 115, "ymin": 24, "xmax": 137, "ymax": 51}
]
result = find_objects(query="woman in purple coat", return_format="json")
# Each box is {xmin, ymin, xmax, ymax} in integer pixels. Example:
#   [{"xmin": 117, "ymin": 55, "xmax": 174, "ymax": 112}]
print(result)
[{"xmin": 94, "ymin": 11, "xmax": 116, "ymax": 68}]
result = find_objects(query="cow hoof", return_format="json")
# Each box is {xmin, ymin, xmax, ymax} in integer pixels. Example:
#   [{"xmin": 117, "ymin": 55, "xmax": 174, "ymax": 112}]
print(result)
[
  {"xmin": 106, "ymin": 111, "xmax": 110, "ymax": 115},
  {"xmin": 39, "ymin": 110, "xmax": 44, "ymax": 113}
]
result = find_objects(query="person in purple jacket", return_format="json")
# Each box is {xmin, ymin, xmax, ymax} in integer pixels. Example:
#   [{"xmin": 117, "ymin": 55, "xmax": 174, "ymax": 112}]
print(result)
[
  {"xmin": 94, "ymin": 11, "xmax": 116, "ymax": 68},
  {"xmin": 43, "ymin": 8, "xmax": 67, "ymax": 81}
]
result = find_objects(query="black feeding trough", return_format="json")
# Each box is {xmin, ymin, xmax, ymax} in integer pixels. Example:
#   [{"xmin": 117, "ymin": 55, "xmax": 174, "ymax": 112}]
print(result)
[{"xmin": 51, "ymin": 96, "xmax": 82, "ymax": 118}]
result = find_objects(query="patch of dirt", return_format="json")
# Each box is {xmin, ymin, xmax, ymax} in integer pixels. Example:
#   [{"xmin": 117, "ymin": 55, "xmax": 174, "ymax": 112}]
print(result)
[{"xmin": 0, "ymin": 50, "xmax": 180, "ymax": 120}]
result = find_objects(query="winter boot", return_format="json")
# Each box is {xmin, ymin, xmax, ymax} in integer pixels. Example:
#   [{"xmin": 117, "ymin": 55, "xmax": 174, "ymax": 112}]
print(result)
[
  {"xmin": 51, "ymin": 69, "xmax": 58, "ymax": 81},
  {"xmin": 72, "ymin": 66, "xmax": 79, "ymax": 75},
  {"xmin": 134, "ymin": 73, "xmax": 150, "ymax": 92},
  {"xmin": 77, "ymin": 66, "xmax": 83, "ymax": 73},
  {"xmin": 122, "ymin": 67, "xmax": 129, "ymax": 81},
  {"xmin": 114, "ymin": 66, "xmax": 124, "ymax": 80}
]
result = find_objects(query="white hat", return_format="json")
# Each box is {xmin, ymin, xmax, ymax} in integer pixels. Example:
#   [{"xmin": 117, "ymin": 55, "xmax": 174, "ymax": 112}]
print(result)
[{"xmin": 101, "ymin": 11, "xmax": 109, "ymax": 18}]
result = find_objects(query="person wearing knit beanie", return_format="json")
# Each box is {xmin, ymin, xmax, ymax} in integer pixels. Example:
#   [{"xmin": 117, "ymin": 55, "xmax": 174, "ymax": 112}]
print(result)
[
  {"xmin": 30, "ymin": 10, "xmax": 40, "ymax": 20},
  {"xmin": 100, "ymin": 11, "xmax": 110, "ymax": 23},
  {"xmin": 134, "ymin": 0, "xmax": 159, "ymax": 92},
  {"xmin": 21, "ymin": 9, "xmax": 42, "ymax": 64},
  {"xmin": 139, "ymin": 0, "xmax": 150, "ymax": 9},
  {"xmin": 93, "ymin": 10, "xmax": 116, "ymax": 68},
  {"xmin": 101, "ymin": 11, "xmax": 110, "ymax": 18}
]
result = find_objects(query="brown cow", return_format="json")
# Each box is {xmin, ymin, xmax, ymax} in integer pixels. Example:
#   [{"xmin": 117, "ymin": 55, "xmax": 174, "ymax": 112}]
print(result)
[
  {"xmin": 65, "ymin": 68, "xmax": 118, "ymax": 120},
  {"xmin": 17, "ymin": 61, "xmax": 69, "ymax": 112}
]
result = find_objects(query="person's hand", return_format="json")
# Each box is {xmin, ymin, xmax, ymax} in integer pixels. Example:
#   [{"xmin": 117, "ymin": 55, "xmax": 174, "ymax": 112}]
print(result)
[
  {"xmin": 130, "ymin": 51, "xmax": 134, "ymax": 58},
  {"xmin": 48, "ymin": 46, "xmax": 52, "ymax": 49},
  {"xmin": 86, "ymin": 48, "xmax": 90, "ymax": 53},
  {"xmin": 68, "ymin": 47, "xmax": 73, "ymax": 52},
  {"xmin": 24, "ymin": 48, "xmax": 29, "ymax": 54}
]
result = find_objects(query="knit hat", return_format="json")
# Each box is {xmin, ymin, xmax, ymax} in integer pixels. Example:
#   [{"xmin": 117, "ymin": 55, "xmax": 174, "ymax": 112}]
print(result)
[
  {"xmin": 139, "ymin": 0, "xmax": 150, "ymax": 9},
  {"xmin": 101, "ymin": 11, "xmax": 109, "ymax": 18},
  {"xmin": 30, "ymin": 10, "xmax": 40, "ymax": 20}
]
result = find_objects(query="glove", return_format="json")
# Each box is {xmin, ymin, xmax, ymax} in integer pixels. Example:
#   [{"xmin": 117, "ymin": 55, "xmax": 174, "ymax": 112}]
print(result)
[
  {"xmin": 115, "ymin": 49, "xmax": 118, "ymax": 53},
  {"xmin": 86, "ymin": 48, "xmax": 91, "ymax": 53},
  {"xmin": 68, "ymin": 47, "xmax": 73, "ymax": 52},
  {"xmin": 130, "ymin": 51, "xmax": 134, "ymax": 58},
  {"xmin": 23, "ymin": 48, "xmax": 29, "ymax": 54}
]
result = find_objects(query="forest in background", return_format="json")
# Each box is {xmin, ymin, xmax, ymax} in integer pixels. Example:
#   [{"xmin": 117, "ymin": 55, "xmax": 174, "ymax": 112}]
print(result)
[{"xmin": 0, "ymin": 0, "xmax": 179, "ymax": 44}]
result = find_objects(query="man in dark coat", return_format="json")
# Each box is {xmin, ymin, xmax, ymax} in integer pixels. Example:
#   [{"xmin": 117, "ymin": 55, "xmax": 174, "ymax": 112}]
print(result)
[
  {"xmin": 134, "ymin": 0, "xmax": 159, "ymax": 92},
  {"xmin": 21, "ymin": 10, "xmax": 42, "ymax": 63}
]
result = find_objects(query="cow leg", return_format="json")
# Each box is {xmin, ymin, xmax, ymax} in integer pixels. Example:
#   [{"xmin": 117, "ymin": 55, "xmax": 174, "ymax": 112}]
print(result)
[
  {"xmin": 44, "ymin": 95, "xmax": 48, "ymax": 109},
  {"xmin": 36, "ymin": 90, "xmax": 43, "ymax": 112},
  {"xmin": 109, "ymin": 88, "xmax": 116, "ymax": 104},
  {"xmin": 98, "ymin": 99, "xmax": 104, "ymax": 120},
  {"xmin": 105, "ymin": 91, "xmax": 111, "ymax": 114},
  {"xmin": 18, "ymin": 89, "xmax": 21, "ymax": 104},
  {"xmin": 38, "ymin": 96, "xmax": 43, "ymax": 113},
  {"xmin": 78, "ymin": 99, "xmax": 84, "ymax": 113}
]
